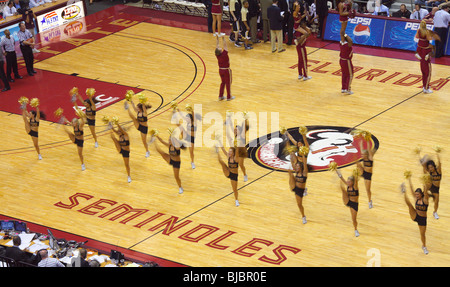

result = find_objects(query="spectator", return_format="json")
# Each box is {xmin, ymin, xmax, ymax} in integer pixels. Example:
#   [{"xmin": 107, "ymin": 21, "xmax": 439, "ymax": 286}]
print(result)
[
  {"xmin": 229, "ymin": 0, "xmax": 243, "ymax": 46},
  {"xmin": 268, "ymin": 0, "xmax": 285, "ymax": 52},
  {"xmin": 22, "ymin": 6, "xmax": 40, "ymax": 53},
  {"xmin": 1, "ymin": 29, "xmax": 22, "ymax": 84},
  {"xmin": 70, "ymin": 248, "xmax": 90, "ymax": 267},
  {"xmin": 13, "ymin": 0, "xmax": 23, "ymax": 13},
  {"xmin": 307, "ymin": 1, "xmax": 319, "ymax": 33},
  {"xmin": 392, "ymin": 4, "xmax": 412, "ymax": 18},
  {"xmin": 315, "ymin": 0, "xmax": 329, "ymax": 38},
  {"xmin": 410, "ymin": 4, "xmax": 429, "ymax": 20},
  {"xmin": 4, "ymin": 236, "xmax": 34, "ymax": 264},
  {"xmin": 415, "ymin": 0, "xmax": 446, "ymax": 9},
  {"xmin": 248, "ymin": 0, "xmax": 260, "ymax": 43},
  {"xmin": 89, "ymin": 259, "xmax": 100, "ymax": 267},
  {"xmin": 372, "ymin": 0, "xmax": 390, "ymax": 16},
  {"xmin": 37, "ymin": 249, "xmax": 65, "ymax": 267},
  {"xmin": 261, "ymin": 0, "xmax": 272, "ymax": 42},
  {"xmin": 28, "ymin": 0, "xmax": 44, "ymax": 8},
  {"xmin": 17, "ymin": 21, "xmax": 37, "ymax": 76},
  {"xmin": 424, "ymin": 6, "xmax": 439, "ymax": 22},
  {"xmin": 433, "ymin": 3, "xmax": 450, "ymax": 58},
  {"xmin": 2, "ymin": 1, "xmax": 18, "ymax": 18},
  {"xmin": 240, "ymin": 0, "xmax": 253, "ymax": 49}
]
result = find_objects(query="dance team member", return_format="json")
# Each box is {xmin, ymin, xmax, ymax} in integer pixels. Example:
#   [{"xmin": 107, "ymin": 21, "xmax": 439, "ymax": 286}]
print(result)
[
  {"xmin": 173, "ymin": 103, "xmax": 199, "ymax": 169},
  {"xmin": 211, "ymin": 0, "xmax": 225, "ymax": 37},
  {"xmin": 338, "ymin": 0, "xmax": 353, "ymax": 38},
  {"xmin": 62, "ymin": 108, "xmax": 86, "ymax": 171},
  {"xmin": 287, "ymin": 145, "xmax": 309, "ymax": 224},
  {"xmin": 153, "ymin": 128, "xmax": 185, "ymax": 194},
  {"xmin": 418, "ymin": 146, "xmax": 442, "ymax": 219},
  {"xmin": 125, "ymin": 92, "xmax": 151, "ymax": 157},
  {"xmin": 335, "ymin": 166, "xmax": 360, "ymax": 237},
  {"xmin": 217, "ymin": 144, "xmax": 241, "ymax": 207},
  {"xmin": 401, "ymin": 172, "xmax": 430, "ymax": 254},
  {"xmin": 354, "ymin": 131, "xmax": 376, "ymax": 209},
  {"xmin": 109, "ymin": 117, "xmax": 131, "ymax": 183},
  {"xmin": 20, "ymin": 97, "xmax": 45, "ymax": 160},
  {"xmin": 73, "ymin": 87, "xmax": 99, "ymax": 148}
]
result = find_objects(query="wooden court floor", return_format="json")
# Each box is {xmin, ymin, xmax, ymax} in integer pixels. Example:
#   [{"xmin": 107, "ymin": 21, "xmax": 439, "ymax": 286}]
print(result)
[{"xmin": 1, "ymin": 10, "xmax": 449, "ymax": 267}]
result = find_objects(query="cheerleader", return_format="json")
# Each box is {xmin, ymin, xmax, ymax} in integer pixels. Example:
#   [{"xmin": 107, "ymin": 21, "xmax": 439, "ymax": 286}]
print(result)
[
  {"xmin": 356, "ymin": 134, "xmax": 377, "ymax": 209},
  {"xmin": 73, "ymin": 88, "xmax": 99, "ymax": 148},
  {"xmin": 414, "ymin": 20, "xmax": 440, "ymax": 94},
  {"xmin": 338, "ymin": 0, "xmax": 353, "ymax": 38},
  {"xmin": 340, "ymin": 33, "xmax": 354, "ymax": 94},
  {"xmin": 335, "ymin": 168, "xmax": 360, "ymax": 237},
  {"xmin": 294, "ymin": 18, "xmax": 312, "ymax": 81},
  {"xmin": 153, "ymin": 129, "xmax": 185, "ymax": 194},
  {"xmin": 211, "ymin": 0, "xmax": 225, "ymax": 37},
  {"xmin": 217, "ymin": 145, "xmax": 240, "ymax": 207},
  {"xmin": 288, "ymin": 149, "xmax": 308, "ymax": 224},
  {"xmin": 20, "ymin": 98, "xmax": 45, "ymax": 160},
  {"xmin": 400, "ymin": 175, "xmax": 430, "ymax": 254},
  {"xmin": 125, "ymin": 98, "xmax": 151, "ymax": 158},
  {"xmin": 228, "ymin": 116, "xmax": 249, "ymax": 182},
  {"xmin": 418, "ymin": 147, "xmax": 442, "ymax": 219},
  {"xmin": 110, "ymin": 120, "xmax": 131, "ymax": 183},
  {"xmin": 62, "ymin": 110, "xmax": 86, "ymax": 171}
]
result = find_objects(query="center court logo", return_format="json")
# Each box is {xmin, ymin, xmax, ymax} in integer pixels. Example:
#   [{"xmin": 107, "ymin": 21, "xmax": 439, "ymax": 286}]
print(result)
[{"xmin": 247, "ymin": 126, "xmax": 379, "ymax": 172}]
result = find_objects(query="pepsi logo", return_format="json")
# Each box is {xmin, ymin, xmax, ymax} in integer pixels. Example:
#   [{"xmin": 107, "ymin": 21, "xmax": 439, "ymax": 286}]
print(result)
[
  {"xmin": 353, "ymin": 24, "xmax": 371, "ymax": 44},
  {"xmin": 349, "ymin": 17, "xmax": 372, "ymax": 26},
  {"xmin": 248, "ymin": 126, "xmax": 379, "ymax": 173}
]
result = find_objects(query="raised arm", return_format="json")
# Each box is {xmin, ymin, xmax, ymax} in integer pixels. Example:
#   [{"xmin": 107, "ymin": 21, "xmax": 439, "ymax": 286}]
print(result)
[{"xmin": 156, "ymin": 135, "xmax": 169, "ymax": 147}]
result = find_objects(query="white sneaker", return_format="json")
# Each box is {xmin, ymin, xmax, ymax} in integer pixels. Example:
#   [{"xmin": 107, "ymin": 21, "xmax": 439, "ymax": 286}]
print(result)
[
  {"xmin": 244, "ymin": 175, "xmax": 248, "ymax": 182},
  {"xmin": 191, "ymin": 162, "xmax": 196, "ymax": 169},
  {"xmin": 127, "ymin": 176, "xmax": 132, "ymax": 183},
  {"xmin": 423, "ymin": 88, "xmax": 433, "ymax": 94},
  {"xmin": 422, "ymin": 246, "xmax": 429, "ymax": 255},
  {"xmin": 219, "ymin": 33, "xmax": 226, "ymax": 37},
  {"xmin": 213, "ymin": 32, "xmax": 218, "ymax": 37},
  {"xmin": 303, "ymin": 188, "xmax": 308, "ymax": 196},
  {"xmin": 235, "ymin": 200, "xmax": 240, "ymax": 207},
  {"xmin": 346, "ymin": 90, "xmax": 354, "ymax": 95},
  {"xmin": 368, "ymin": 200, "xmax": 373, "ymax": 209},
  {"xmin": 433, "ymin": 212, "xmax": 439, "ymax": 219},
  {"xmin": 298, "ymin": 75, "xmax": 303, "ymax": 80},
  {"xmin": 124, "ymin": 101, "xmax": 129, "ymax": 110},
  {"xmin": 355, "ymin": 230, "xmax": 360, "ymax": 237},
  {"xmin": 95, "ymin": 142, "xmax": 98, "ymax": 148},
  {"xmin": 145, "ymin": 151, "xmax": 150, "ymax": 158},
  {"xmin": 81, "ymin": 164, "xmax": 86, "ymax": 171},
  {"xmin": 341, "ymin": 89, "xmax": 347, "ymax": 93},
  {"xmin": 218, "ymin": 96, "xmax": 225, "ymax": 101},
  {"xmin": 302, "ymin": 216, "xmax": 307, "ymax": 224},
  {"xmin": 227, "ymin": 96, "xmax": 235, "ymax": 101},
  {"xmin": 179, "ymin": 187, "xmax": 184, "ymax": 194},
  {"xmin": 400, "ymin": 183, "xmax": 406, "ymax": 193},
  {"xmin": 38, "ymin": 154, "xmax": 42, "ymax": 160},
  {"xmin": 303, "ymin": 76, "xmax": 312, "ymax": 81}
]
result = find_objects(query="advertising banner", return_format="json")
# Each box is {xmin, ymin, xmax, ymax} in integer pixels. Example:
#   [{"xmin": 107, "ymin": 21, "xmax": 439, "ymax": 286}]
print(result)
[{"xmin": 36, "ymin": 0, "xmax": 85, "ymax": 32}]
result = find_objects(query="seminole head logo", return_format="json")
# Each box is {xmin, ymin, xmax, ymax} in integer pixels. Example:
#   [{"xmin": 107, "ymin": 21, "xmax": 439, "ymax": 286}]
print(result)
[{"xmin": 248, "ymin": 126, "xmax": 379, "ymax": 172}]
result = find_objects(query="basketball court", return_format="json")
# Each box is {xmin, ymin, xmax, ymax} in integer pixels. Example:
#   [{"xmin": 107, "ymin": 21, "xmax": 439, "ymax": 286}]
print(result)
[{"xmin": 0, "ymin": 4, "xmax": 449, "ymax": 267}]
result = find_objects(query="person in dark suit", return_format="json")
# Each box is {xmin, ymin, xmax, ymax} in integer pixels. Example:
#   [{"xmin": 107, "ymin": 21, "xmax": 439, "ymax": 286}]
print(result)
[
  {"xmin": 315, "ymin": 0, "xmax": 329, "ymax": 38},
  {"xmin": 268, "ymin": 0, "xmax": 286, "ymax": 52},
  {"xmin": 4, "ymin": 236, "xmax": 34, "ymax": 264}
]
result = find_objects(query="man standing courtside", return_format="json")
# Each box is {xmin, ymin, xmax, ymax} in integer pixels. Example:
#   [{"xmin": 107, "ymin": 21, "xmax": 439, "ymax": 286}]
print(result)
[
  {"xmin": 1, "ymin": 29, "xmax": 23, "ymax": 83},
  {"xmin": 17, "ymin": 21, "xmax": 37, "ymax": 76}
]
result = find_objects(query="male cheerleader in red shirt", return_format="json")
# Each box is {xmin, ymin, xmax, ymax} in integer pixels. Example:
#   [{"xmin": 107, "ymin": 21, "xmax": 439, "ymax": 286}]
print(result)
[
  {"xmin": 340, "ymin": 33, "xmax": 354, "ymax": 95},
  {"xmin": 215, "ymin": 36, "xmax": 235, "ymax": 101}
]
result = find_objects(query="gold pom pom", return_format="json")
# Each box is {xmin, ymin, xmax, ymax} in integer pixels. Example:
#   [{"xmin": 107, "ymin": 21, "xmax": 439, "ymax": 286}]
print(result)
[
  {"xmin": 70, "ymin": 87, "xmax": 78, "ymax": 95},
  {"xmin": 328, "ymin": 161, "xmax": 338, "ymax": 172},
  {"xmin": 298, "ymin": 146, "xmax": 309, "ymax": 156},
  {"xmin": 351, "ymin": 129, "xmax": 371, "ymax": 141},
  {"xmin": 18, "ymin": 96, "xmax": 29, "ymax": 105},
  {"xmin": 284, "ymin": 145, "xmax": 298, "ymax": 155},
  {"xmin": 102, "ymin": 115, "xmax": 110, "ymax": 124},
  {"xmin": 185, "ymin": 104, "xmax": 193, "ymax": 112},
  {"xmin": 30, "ymin": 98, "xmax": 40, "ymax": 108},
  {"xmin": 54, "ymin": 108, "xmax": 64, "ymax": 117},
  {"xmin": 167, "ymin": 127, "xmax": 174, "ymax": 135},
  {"xmin": 362, "ymin": 131, "xmax": 372, "ymax": 141},
  {"xmin": 75, "ymin": 108, "xmax": 85, "ymax": 118},
  {"xmin": 420, "ymin": 174, "xmax": 431, "ymax": 185},
  {"xmin": 125, "ymin": 90, "xmax": 135, "ymax": 101},
  {"xmin": 150, "ymin": 129, "xmax": 159, "ymax": 136},
  {"xmin": 413, "ymin": 146, "xmax": 422, "ymax": 155},
  {"xmin": 280, "ymin": 127, "xmax": 287, "ymax": 135},
  {"xmin": 137, "ymin": 92, "xmax": 147, "ymax": 104},
  {"xmin": 111, "ymin": 116, "xmax": 119, "ymax": 125},
  {"xmin": 170, "ymin": 101, "xmax": 178, "ymax": 110},
  {"xmin": 404, "ymin": 170, "xmax": 412, "ymax": 179},
  {"xmin": 298, "ymin": 126, "xmax": 308, "ymax": 135},
  {"xmin": 433, "ymin": 145, "xmax": 442, "ymax": 153},
  {"xmin": 86, "ymin": 88, "xmax": 96, "ymax": 98}
]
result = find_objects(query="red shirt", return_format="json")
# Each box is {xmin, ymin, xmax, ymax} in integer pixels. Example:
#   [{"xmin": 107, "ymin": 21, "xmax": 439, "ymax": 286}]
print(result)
[
  {"xmin": 340, "ymin": 41, "xmax": 353, "ymax": 60},
  {"xmin": 216, "ymin": 50, "xmax": 230, "ymax": 68}
]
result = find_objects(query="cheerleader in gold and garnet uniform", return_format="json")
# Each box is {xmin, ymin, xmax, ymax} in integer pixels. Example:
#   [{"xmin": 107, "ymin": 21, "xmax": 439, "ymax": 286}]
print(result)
[
  {"xmin": 110, "ymin": 119, "xmax": 131, "ymax": 183},
  {"xmin": 217, "ymin": 145, "xmax": 241, "ymax": 207},
  {"xmin": 62, "ymin": 109, "xmax": 86, "ymax": 171},
  {"xmin": 73, "ymin": 88, "xmax": 99, "ymax": 148},
  {"xmin": 335, "ymin": 167, "xmax": 360, "ymax": 237},
  {"xmin": 125, "ymin": 97, "xmax": 151, "ymax": 158}
]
